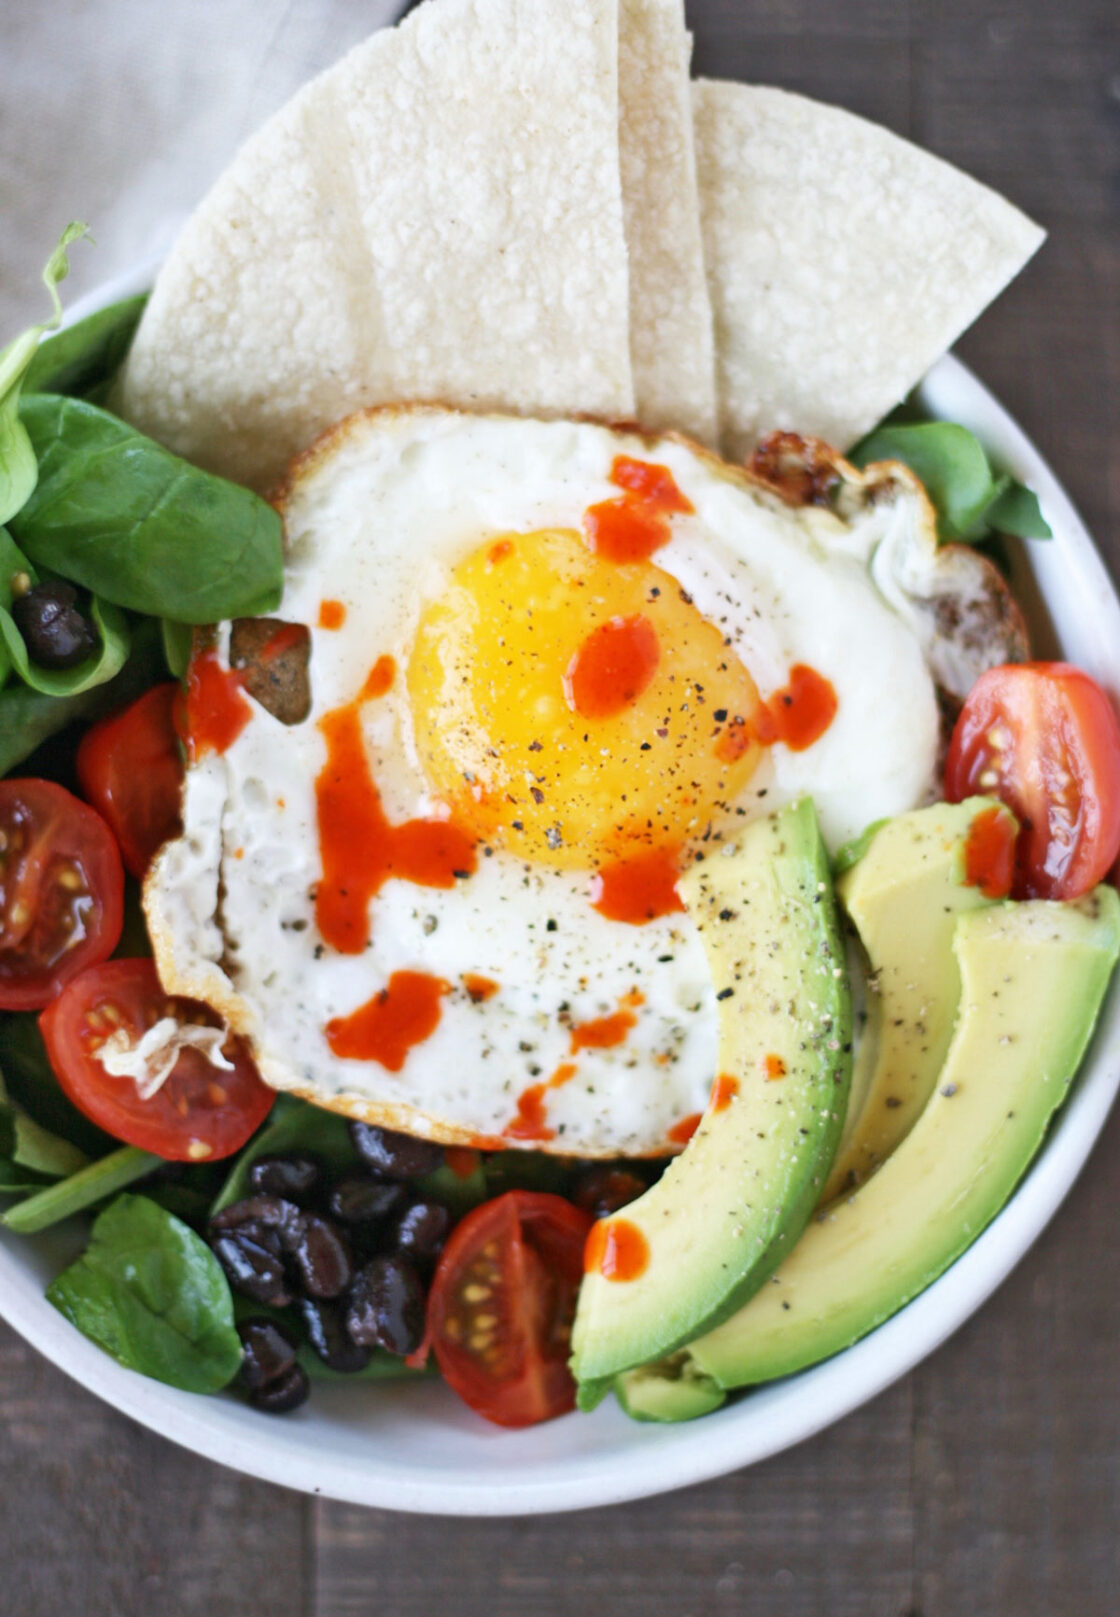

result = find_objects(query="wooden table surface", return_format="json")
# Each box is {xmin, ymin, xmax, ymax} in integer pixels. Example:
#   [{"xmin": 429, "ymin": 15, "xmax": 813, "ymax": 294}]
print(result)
[{"xmin": 2, "ymin": 2, "xmax": 1118, "ymax": 1612}]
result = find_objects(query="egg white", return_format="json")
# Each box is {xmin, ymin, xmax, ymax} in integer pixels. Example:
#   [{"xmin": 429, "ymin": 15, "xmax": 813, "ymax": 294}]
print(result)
[{"xmin": 146, "ymin": 407, "xmax": 938, "ymax": 1156}]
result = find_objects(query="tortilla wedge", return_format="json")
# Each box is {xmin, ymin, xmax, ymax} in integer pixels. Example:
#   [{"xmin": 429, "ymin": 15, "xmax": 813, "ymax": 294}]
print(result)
[
  {"xmin": 618, "ymin": 0, "xmax": 717, "ymax": 444},
  {"xmin": 117, "ymin": 0, "xmax": 635, "ymax": 492},
  {"xmin": 692, "ymin": 80, "xmax": 1045, "ymax": 458}
]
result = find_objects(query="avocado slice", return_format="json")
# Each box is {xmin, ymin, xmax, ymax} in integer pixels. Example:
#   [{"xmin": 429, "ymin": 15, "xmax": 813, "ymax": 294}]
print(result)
[
  {"xmin": 569, "ymin": 798, "xmax": 851, "ymax": 1407},
  {"xmin": 688, "ymin": 887, "xmax": 1120, "ymax": 1389},
  {"xmin": 614, "ymin": 1355, "xmax": 726, "ymax": 1423},
  {"xmin": 822, "ymin": 797, "xmax": 1018, "ymax": 1204}
]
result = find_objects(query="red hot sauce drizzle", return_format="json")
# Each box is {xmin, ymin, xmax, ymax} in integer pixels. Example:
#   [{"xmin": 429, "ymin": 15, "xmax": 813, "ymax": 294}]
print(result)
[
  {"xmin": 710, "ymin": 1073, "xmax": 740, "ymax": 1111},
  {"xmin": 182, "ymin": 649, "xmax": 252, "ymax": 762},
  {"xmin": 564, "ymin": 615, "xmax": 660, "ymax": 720},
  {"xmin": 504, "ymin": 1061, "xmax": 578, "ymax": 1144},
  {"xmin": 325, "ymin": 970, "xmax": 449, "ymax": 1072},
  {"xmin": 583, "ymin": 455, "xmax": 694, "ymax": 564},
  {"xmin": 746, "ymin": 663, "xmax": 838, "ymax": 755},
  {"xmin": 963, "ymin": 804, "xmax": 1016, "ymax": 899},
  {"xmin": 314, "ymin": 667, "xmax": 476, "ymax": 954},
  {"xmin": 590, "ymin": 844, "xmax": 685, "ymax": 925},
  {"xmin": 462, "ymin": 973, "xmax": 499, "ymax": 1004},
  {"xmin": 667, "ymin": 1112, "xmax": 702, "ymax": 1146},
  {"xmin": 584, "ymin": 1216, "xmax": 650, "ymax": 1282},
  {"xmin": 569, "ymin": 1008, "xmax": 637, "ymax": 1055}
]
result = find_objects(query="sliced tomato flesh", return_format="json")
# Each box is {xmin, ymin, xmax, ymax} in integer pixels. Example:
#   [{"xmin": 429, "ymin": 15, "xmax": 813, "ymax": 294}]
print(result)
[
  {"xmin": 426, "ymin": 1190, "xmax": 593, "ymax": 1428},
  {"xmin": 945, "ymin": 662, "xmax": 1120, "ymax": 901},
  {"xmin": 0, "ymin": 779, "xmax": 124, "ymax": 1011},
  {"xmin": 76, "ymin": 682, "xmax": 185, "ymax": 879},
  {"xmin": 39, "ymin": 957, "xmax": 274, "ymax": 1161}
]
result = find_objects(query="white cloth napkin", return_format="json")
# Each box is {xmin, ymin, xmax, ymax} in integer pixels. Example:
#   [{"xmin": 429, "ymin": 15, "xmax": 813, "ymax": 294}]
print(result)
[{"xmin": 0, "ymin": 0, "xmax": 412, "ymax": 332}]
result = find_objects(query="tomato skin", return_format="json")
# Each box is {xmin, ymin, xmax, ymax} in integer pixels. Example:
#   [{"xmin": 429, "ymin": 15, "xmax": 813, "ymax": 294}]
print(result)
[
  {"xmin": 426, "ymin": 1190, "xmax": 593, "ymax": 1428},
  {"xmin": 945, "ymin": 662, "xmax": 1120, "ymax": 901},
  {"xmin": 0, "ymin": 779, "xmax": 124, "ymax": 1011},
  {"xmin": 39, "ymin": 958, "xmax": 274, "ymax": 1161},
  {"xmin": 76, "ymin": 683, "xmax": 184, "ymax": 879}
]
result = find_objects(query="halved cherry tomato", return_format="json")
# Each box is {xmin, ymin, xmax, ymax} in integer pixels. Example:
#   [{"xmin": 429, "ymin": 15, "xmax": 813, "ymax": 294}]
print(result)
[
  {"xmin": 39, "ymin": 958, "xmax": 274, "ymax": 1161},
  {"xmin": 945, "ymin": 662, "xmax": 1120, "ymax": 900},
  {"xmin": 0, "ymin": 779, "xmax": 124, "ymax": 1011},
  {"xmin": 76, "ymin": 683, "xmax": 184, "ymax": 879},
  {"xmin": 426, "ymin": 1190, "xmax": 593, "ymax": 1428}
]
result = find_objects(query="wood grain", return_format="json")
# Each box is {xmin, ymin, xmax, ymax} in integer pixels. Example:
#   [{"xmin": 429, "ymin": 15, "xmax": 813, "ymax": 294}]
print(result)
[
  {"xmin": 1, "ymin": 3, "xmax": 1118, "ymax": 1614},
  {"xmin": 314, "ymin": 1380, "xmax": 915, "ymax": 1617},
  {"xmin": 0, "ymin": 1321, "xmax": 308, "ymax": 1615}
]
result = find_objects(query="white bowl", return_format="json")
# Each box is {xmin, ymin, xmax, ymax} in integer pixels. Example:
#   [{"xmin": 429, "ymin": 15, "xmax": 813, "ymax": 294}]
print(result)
[{"xmin": 3, "ymin": 262, "xmax": 1119, "ymax": 1515}]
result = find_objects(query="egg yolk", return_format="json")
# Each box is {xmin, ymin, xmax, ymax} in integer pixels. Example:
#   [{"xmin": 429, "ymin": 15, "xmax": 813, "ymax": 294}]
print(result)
[{"xmin": 406, "ymin": 528, "xmax": 762, "ymax": 870}]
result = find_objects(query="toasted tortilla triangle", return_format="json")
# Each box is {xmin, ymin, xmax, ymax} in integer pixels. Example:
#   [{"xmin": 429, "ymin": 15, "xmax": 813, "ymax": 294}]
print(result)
[
  {"xmin": 692, "ymin": 80, "xmax": 1045, "ymax": 458},
  {"xmin": 618, "ymin": 0, "xmax": 717, "ymax": 443},
  {"xmin": 117, "ymin": 0, "xmax": 635, "ymax": 492}
]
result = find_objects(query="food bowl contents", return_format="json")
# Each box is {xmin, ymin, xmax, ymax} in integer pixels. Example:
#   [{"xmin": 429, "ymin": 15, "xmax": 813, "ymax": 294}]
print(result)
[{"xmin": 2, "ymin": 0, "xmax": 1117, "ymax": 1449}]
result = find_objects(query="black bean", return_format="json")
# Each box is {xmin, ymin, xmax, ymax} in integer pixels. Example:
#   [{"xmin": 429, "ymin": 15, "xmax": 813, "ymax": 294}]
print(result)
[
  {"xmin": 237, "ymin": 1318, "xmax": 298, "ymax": 1391},
  {"xmin": 328, "ymin": 1171, "xmax": 407, "ymax": 1225},
  {"xmin": 571, "ymin": 1165, "xmax": 649, "ymax": 1221},
  {"xmin": 289, "ymin": 1213, "xmax": 352, "ymax": 1299},
  {"xmin": 210, "ymin": 1232, "xmax": 292, "ymax": 1308},
  {"xmin": 248, "ymin": 1153, "xmax": 322, "ymax": 1203},
  {"xmin": 348, "ymin": 1122, "xmax": 444, "ymax": 1181},
  {"xmin": 299, "ymin": 1298, "xmax": 372, "ymax": 1374},
  {"xmin": 211, "ymin": 1193, "xmax": 304, "ymax": 1248},
  {"xmin": 11, "ymin": 580, "xmax": 99, "ymax": 669},
  {"xmin": 249, "ymin": 1362, "xmax": 310, "ymax": 1414},
  {"xmin": 347, "ymin": 1256, "xmax": 426, "ymax": 1356},
  {"xmin": 390, "ymin": 1200, "xmax": 452, "ymax": 1265}
]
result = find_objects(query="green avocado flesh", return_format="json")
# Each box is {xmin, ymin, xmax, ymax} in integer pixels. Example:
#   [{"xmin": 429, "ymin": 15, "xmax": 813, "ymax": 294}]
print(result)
[
  {"xmin": 570, "ymin": 798, "xmax": 852, "ymax": 1408},
  {"xmin": 688, "ymin": 886, "xmax": 1120, "ymax": 1389},
  {"xmin": 614, "ymin": 1356, "xmax": 726, "ymax": 1423},
  {"xmin": 821, "ymin": 797, "xmax": 1017, "ymax": 1205}
]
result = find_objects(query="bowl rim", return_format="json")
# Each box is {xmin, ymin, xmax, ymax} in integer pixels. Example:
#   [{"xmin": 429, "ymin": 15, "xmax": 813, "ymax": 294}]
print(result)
[{"xmin": 2, "ymin": 259, "xmax": 1119, "ymax": 1516}]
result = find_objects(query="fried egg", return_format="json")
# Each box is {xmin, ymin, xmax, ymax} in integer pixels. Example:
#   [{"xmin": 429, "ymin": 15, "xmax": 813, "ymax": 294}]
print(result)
[{"xmin": 146, "ymin": 407, "xmax": 939, "ymax": 1156}]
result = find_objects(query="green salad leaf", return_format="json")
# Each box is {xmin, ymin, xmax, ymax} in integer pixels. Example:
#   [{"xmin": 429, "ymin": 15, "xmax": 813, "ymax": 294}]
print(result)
[
  {"xmin": 850, "ymin": 420, "xmax": 1051, "ymax": 543},
  {"xmin": 831, "ymin": 817, "xmax": 889, "ymax": 877},
  {"xmin": 0, "ymin": 1014, "xmax": 117, "ymax": 1156},
  {"xmin": 2, "ymin": 1145, "xmax": 160, "ymax": 1233},
  {"xmin": 210, "ymin": 1093, "xmax": 355, "ymax": 1217},
  {"xmin": 0, "ymin": 588, "xmax": 130, "ymax": 698},
  {"xmin": 24, "ymin": 294, "xmax": 148, "ymax": 402},
  {"xmin": 46, "ymin": 1193, "xmax": 242, "ymax": 1392},
  {"xmin": 0, "ymin": 615, "xmax": 166, "ymax": 776},
  {"xmin": 160, "ymin": 616, "xmax": 194, "ymax": 679},
  {"xmin": 10, "ymin": 394, "xmax": 284, "ymax": 624},
  {"xmin": 0, "ymin": 224, "xmax": 89, "ymax": 527},
  {"xmin": 0, "ymin": 1089, "xmax": 89, "ymax": 1184}
]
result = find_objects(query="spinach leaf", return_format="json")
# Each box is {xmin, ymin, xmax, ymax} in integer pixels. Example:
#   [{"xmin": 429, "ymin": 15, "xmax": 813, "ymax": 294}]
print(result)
[
  {"xmin": 0, "ymin": 224, "xmax": 89, "ymax": 526},
  {"xmin": 10, "ymin": 394, "xmax": 283, "ymax": 624},
  {"xmin": 3, "ymin": 1145, "xmax": 159, "ymax": 1233},
  {"xmin": 46, "ymin": 1193, "xmax": 242, "ymax": 1392},
  {"xmin": 160, "ymin": 617, "xmax": 193, "ymax": 679},
  {"xmin": 0, "ymin": 1086, "xmax": 89, "ymax": 1182},
  {"xmin": 984, "ymin": 478, "xmax": 1052, "ymax": 540},
  {"xmin": 831, "ymin": 817, "xmax": 889, "ymax": 877},
  {"xmin": 0, "ymin": 1161, "xmax": 53, "ymax": 1195},
  {"xmin": 299, "ymin": 1344, "xmax": 436, "ymax": 1383},
  {"xmin": 0, "ymin": 1014, "xmax": 116, "ymax": 1155},
  {"xmin": 0, "ymin": 615, "xmax": 165, "ymax": 776},
  {"xmin": 850, "ymin": 420, "xmax": 1052, "ymax": 543},
  {"xmin": 24, "ymin": 294, "xmax": 148, "ymax": 401},
  {"xmin": 0, "ymin": 589, "xmax": 130, "ymax": 697},
  {"xmin": 210, "ymin": 1093, "xmax": 356, "ymax": 1216}
]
